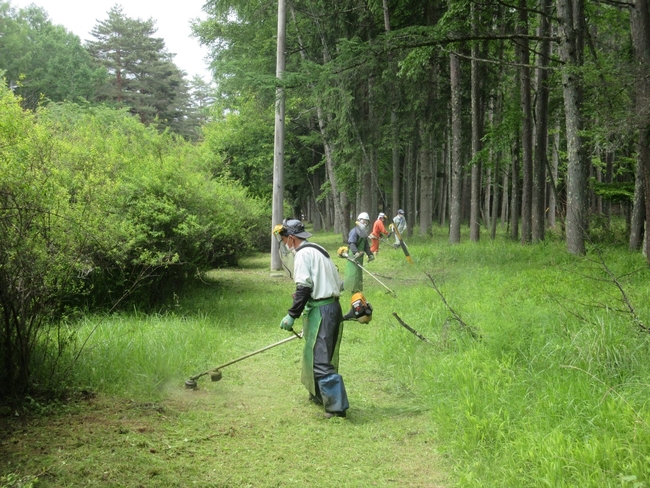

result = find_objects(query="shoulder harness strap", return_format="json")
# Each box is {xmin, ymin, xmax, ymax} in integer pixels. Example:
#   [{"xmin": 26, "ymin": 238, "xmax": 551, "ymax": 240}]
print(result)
[{"xmin": 296, "ymin": 242, "xmax": 330, "ymax": 259}]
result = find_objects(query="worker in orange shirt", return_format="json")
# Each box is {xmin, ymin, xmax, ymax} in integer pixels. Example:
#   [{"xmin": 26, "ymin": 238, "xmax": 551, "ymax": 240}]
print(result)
[{"xmin": 369, "ymin": 212, "xmax": 390, "ymax": 255}]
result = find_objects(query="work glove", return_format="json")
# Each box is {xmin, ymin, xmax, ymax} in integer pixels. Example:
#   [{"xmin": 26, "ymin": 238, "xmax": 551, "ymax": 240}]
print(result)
[
  {"xmin": 353, "ymin": 251, "xmax": 364, "ymax": 262},
  {"xmin": 367, "ymin": 254, "xmax": 375, "ymax": 262},
  {"xmin": 280, "ymin": 314, "xmax": 295, "ymax": 331}
]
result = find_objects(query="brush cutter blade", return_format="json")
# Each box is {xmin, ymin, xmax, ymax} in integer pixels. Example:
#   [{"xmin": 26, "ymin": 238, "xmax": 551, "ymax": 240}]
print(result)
[
  {"xmin": 185, "ymin": 379, "xmax": 198, "ymax": 389},
  {"xmin": 210, "ymin": 370, "xmax": 223, "ymax": 382}
]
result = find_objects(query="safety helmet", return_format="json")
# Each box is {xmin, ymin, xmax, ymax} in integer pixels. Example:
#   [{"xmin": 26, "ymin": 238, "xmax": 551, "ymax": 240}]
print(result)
[
  {"xmin": 398, "ymin": 209, "xmax": 405, "ymax": 215},
  {"xmin": 357, "ymin": 212, "xmax": 370, "ymax": 221},
  {"xmin": 378, "ymin": 212, "xmax": 386, "ymax": 219}
]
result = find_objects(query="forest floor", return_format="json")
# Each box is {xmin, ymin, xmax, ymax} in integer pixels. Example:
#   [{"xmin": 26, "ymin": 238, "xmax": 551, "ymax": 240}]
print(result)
[{"xmin": 0, "ymin": 260, "xmax": 450, "ymax": 487}]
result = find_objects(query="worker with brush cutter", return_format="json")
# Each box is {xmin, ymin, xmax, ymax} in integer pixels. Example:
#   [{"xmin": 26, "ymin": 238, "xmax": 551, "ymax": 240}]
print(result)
[
  {"xmin": 344, "ymin": 212, "xmax": 374, "ymax": 293},
  {"xmin": 273, "ymin": 219, "xmax": 349, "ymax": 419},
  {"xmin": 391, "ymin": 209, "xmax": 407, "ymax": 249}
]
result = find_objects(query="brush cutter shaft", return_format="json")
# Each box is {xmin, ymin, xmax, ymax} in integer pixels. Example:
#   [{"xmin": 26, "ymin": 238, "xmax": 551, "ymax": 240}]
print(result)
[
  {"xmin": 189, "ymin": 332, "xmax": 302, "ymax": 381},
  {"xmin": 345, "ymin": 257, "xmax": 397, "ymax": 297}
]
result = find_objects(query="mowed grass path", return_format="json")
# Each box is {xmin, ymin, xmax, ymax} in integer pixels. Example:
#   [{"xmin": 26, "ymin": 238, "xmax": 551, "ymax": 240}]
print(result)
[{"xmin": 0, "ymin": 236, "xmax": 450, "ymax": 487}]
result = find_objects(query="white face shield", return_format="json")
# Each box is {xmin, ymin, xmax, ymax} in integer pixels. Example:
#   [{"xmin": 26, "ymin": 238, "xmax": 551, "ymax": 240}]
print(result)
[{"xmin": 358, "ymin": 219, "xmax": 369, "ymax": 230}]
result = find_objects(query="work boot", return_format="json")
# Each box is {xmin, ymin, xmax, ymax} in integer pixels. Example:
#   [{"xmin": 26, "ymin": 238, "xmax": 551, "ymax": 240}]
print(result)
[{"xmin": 323, "ymin": 411, "xmax": 346, "ymax": 419}]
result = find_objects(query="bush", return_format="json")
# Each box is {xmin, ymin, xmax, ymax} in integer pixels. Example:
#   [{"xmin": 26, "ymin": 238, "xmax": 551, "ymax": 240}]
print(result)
[{"xmin": 0, "ymin": 91, "xmax": 270, "ymax": 397}]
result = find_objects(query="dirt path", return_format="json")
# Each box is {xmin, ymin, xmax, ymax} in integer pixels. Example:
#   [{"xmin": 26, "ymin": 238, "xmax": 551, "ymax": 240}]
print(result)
[{"xmin": 1, "ymin": 324, "xmax": 449, "ymax": 487}]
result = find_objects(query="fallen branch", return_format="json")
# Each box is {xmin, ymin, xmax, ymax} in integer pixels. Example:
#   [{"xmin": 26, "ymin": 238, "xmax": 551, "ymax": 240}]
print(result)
[
  {"xmin": 392, "ymin": 312, "xmax": 433, "ymax": 344},
  {"xmin": 591, "ymin": 253, "xmax": 649, "ymax": 334},
  {"xmin": 426, "ymin": 272, "xmax": 480, "ymax": 340}
]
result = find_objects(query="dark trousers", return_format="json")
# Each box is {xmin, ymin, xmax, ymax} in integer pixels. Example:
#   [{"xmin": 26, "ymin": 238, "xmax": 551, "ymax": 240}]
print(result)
[{"xmin": 313, "ymin": 301, "xmax": 349, "ymax": 413}]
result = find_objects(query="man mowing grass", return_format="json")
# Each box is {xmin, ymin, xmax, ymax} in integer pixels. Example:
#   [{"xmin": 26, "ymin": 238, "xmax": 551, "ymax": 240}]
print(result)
[{"xmin": 273, "ymin": 219, "xmax": 349, "ymax": 419}]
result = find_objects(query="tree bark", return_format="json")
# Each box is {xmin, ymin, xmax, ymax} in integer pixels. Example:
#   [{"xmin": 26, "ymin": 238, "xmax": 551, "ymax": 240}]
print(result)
[
  {"xmin": 383, "ymin": 0, "xmax": 401, "ymax": 219},
  {"xmin": 449, "ymin": 52, "xmax": 462, "ymax": 244},
  {"xmin": 511, "ymin": 138, "xmax": 521, "ymax": 240},
  {"xmin": 630, "ymin": 160, "xmax": 646, "ymax": 250},
  {"xmin": 532, "ymin": 0, "xmax": 552, "ymax": 242},
  {"xmin": 556, "ymin": 0, "xmax": 587, "ymax": 255},
  {"xmin": 420, "ymin": 125, "xmax": 433, "ymax": 236},
  {"xmin": 391, "ymin": 111, "xmax": 401, "ymax": 219},
  {"xmin": 548, "ymin": 117, "xmax": 560, "ymax": 229},
  {"xmin": 470, "ymin": 5, "xmax": 482, "ymax": 242},
  {"xmin": 631, "ymin": 0, "xmax": 650, "ymax": 262},
  {"xmin": 517, "ymin": 0, "xmax": 533, "ymax": 244}
]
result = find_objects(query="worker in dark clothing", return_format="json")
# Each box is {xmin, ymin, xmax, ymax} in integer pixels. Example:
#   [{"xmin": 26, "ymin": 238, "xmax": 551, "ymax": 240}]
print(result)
[{"xmin": 344, "ymin": 212, "xmax": 374, "ymax": 293}]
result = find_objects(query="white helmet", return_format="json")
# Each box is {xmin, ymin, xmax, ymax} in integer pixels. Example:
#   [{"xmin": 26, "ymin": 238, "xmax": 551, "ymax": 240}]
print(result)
[{"xmin": 357, "ymin": 212, "xmax": 370, "ymax": 221}]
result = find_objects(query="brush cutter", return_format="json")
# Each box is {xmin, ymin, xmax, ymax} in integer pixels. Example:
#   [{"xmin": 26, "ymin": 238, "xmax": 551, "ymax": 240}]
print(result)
[
  {"xmin": 389, "ymin": 224, "xmax": 413, "ymax": 264},
  {"xmin": 337, "ymin": 249, "xmax": 397, "ymax": 298},
  {"xmin": 184, "ymin": 330, "xmax": 303, "ymax": 389}
]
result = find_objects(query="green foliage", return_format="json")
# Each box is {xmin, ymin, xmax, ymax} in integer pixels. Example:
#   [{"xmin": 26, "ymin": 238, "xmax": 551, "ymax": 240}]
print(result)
[
  {"xmin": 200, "ymin": 94, "xmax": 274, "ymax": 200},
  {"xmin": 0, "ymin": 87, "xmax": 90, "ymax": 396},
  {"xmin": 0, "ymin": 472, "xmax": 38, "ymax": 488},
  {"xmin": 591, "ymin": 180, "xmax": 635, "ymax": 204},
  {"xmin": 0, "ymin": 88, "xmax": 269, "ymax": 397},
  {"xmin": 373, "ymin": 231, "xmax": 650, "ymax": 487},
  {"xmin": 0, "ymin": 2, "xmax": 106, "ymax": 109},
  {"xmin": 87, "ymin": 6, "xmax": 195, "ymax": 138},
  {"xmin": 2, "ymin": 230, "xmax": 650, "ymax": 486}
]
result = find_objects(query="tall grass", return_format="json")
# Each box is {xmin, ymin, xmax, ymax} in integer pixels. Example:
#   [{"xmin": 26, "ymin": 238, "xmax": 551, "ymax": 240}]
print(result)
[
  {"xmin": 65, "ymin": 255, "xmax": 296, "ymax": 398},
  {"xmin": 375, "ymin": 228, "xmax": 650, "ymax": 486}
]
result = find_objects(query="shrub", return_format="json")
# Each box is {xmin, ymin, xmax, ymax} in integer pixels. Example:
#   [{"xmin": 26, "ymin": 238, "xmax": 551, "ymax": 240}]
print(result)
[{"xmin": 0, "ymin": 91, "xmax": 270, "ymax": 396}]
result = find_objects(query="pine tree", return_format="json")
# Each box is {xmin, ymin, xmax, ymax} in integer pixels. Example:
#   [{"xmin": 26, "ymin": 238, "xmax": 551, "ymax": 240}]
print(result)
[{"xmin": 87, "ymin": 6, "xmax": 192, "ymax": 134}]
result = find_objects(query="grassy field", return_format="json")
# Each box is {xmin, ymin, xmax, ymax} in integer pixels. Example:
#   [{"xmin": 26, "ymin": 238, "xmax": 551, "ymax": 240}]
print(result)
[{"xmin": 2, "ymin": 226, "xmax": 650, "ymax": 487}]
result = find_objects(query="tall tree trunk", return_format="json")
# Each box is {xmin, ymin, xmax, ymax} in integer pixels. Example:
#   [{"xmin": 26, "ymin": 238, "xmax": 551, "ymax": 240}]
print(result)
[
  {"xmin": 470, "ymin": 4, "xmax": 482, "ymax": 242},
  {"xmin": 391, "ymin": 111, "xmax": 400, "ymax": 219},
  {"xmin": 317, "ymin": 105, "xmax": 346, "ymax": 238},
  {"xmin": 630, "ymin": 160, "xmax": 646, "ymax": 250},
  {"xmin": 491, "ymin": 160, "xmax": 500, "ymax": 239},
  {"xmin": 631, "ymin": 0, "xmax": 650, "ymax": 262},
  {"xmin": 511, "ymin": 138, "xmax": 521, "ymax": 240},
  {"xmin": 533, "ymin": 0, "xmax": 552, "ymax": 241},
  {"xmin": 360, "ymin": 166, "xmax": 372, "ymax": 214},
  {"xmin": 489, "ymin": 98, "xmax": 500, "ymax": 239},
  {"xmin": 289, "ymin": 5, "xmax": 346, "ymax": 238},
  {"xmin": 549, "ymin": 118, "xmax": 560, "ymax": 229},
  {"xmin": 604, "ymin": 147, "xmax": 614, "ymax": 228},
  {"xmin": 406, "ymin": 141, "xmax": 416, "ymax": 236},
  {"xmin": 383, "ymin": 0, "xmax": 401, "ymax": 219},
  {"xmin": 420, "ymin": 125, "xmax": 433, "ymax": 236},
  {"xmin": 501, "ymin": 157, "xmax": 510, "ymax": 227},
  {"xmin": 517, "ymin": 0, "xmax": 533, "ymax": 244},
  {"xmin": 557, "ymin": 0, "xmax": 587, "ymax": 255},
  {"xmin": 449, "ymin": 52, "xmax": 462, "ymax": 244},
  {"xmin": 367, "ymin": 78, "xmax": 379, "ymax": 218},
  {"xmin": 440, "ymin": 129, "xmax": 450, "ymax": 227}
]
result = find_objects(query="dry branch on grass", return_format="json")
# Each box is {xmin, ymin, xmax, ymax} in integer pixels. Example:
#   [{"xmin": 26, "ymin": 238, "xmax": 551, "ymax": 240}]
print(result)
[{"xmin": 426, "ymin": 272, "xmax": 481, "ymax": 340}]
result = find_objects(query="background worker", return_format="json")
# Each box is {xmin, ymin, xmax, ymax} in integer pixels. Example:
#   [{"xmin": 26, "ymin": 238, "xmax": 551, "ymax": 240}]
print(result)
[
  {"xmin": 392, "ymin": 209, "xmax": 407, "ymax": 248},
  {"xmin": 369, "ymin": 212, "xmax": 390, "ymax": 255},
  {"xmin": 274, "ymin": 219, "xmax": 349, "ymax": 419},
  {"xmin": 344, "ymin": 212, "xmax": 374, "ymax": 293}
]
